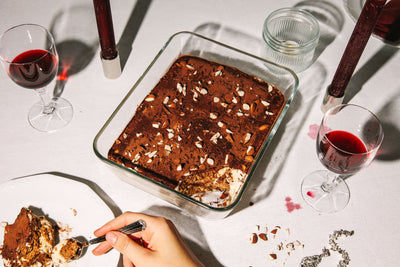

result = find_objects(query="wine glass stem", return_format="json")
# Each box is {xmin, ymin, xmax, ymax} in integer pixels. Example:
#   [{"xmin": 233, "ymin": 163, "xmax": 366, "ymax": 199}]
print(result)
[
  {"xmin": 36, "ymin": 88, "xmax": 56, "ymax": 115},
  {"xmin": 321, "ymin": 172, "xmax": 342, "ymax": 193}
]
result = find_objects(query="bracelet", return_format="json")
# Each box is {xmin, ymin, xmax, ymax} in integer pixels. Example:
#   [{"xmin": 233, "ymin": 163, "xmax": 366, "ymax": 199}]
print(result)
[{"xmin": 300, "ymin": 229, "xmax": 354, "ymax": 267}]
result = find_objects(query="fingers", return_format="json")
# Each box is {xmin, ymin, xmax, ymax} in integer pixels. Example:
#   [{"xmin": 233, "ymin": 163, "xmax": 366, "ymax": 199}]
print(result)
[
  {"xmin": 91, "ymin": 241, "xmax": 112, "ymax": 256},
  {"xmin": 105, "ymin": 231, "xmax": 151, "ymax": 264},
  {"xmin": 94, "ymin": 212, "xmax": 146, "ymax": 236},
  {"xmin": 92, "ymin": 212, "xmax": 155, "ymax": 256}
]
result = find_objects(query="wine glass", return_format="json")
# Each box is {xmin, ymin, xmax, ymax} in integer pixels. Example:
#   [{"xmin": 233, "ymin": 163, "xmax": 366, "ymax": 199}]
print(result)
[
  {"xmin": 301, "ymin": 104, "xmax": 384, "ymax": 213},
  {"xmin": 0, "ymin": 24, "xmax": 73, "ymax": 132}
]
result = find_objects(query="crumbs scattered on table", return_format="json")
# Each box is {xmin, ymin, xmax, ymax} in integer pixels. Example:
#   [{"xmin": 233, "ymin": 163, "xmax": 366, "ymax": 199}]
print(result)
[
  {"xmin": 70, "ymin": 208, "xmax": 77, "ymax": 216},
  {"xmin": 248, "ymin": 224, "xmax": 304, "ymax": 265}
]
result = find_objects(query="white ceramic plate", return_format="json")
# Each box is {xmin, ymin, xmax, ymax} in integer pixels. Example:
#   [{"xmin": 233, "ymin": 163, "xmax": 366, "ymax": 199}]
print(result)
[{"xmin": 0, "ymin": 173, "xmax": 119, "ymax": 267}]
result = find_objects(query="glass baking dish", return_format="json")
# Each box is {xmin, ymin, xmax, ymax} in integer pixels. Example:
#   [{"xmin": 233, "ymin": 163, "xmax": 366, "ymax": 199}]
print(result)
[{"xmin": 93, "ymin": 31, "xmax": 298, "ymax": 219}]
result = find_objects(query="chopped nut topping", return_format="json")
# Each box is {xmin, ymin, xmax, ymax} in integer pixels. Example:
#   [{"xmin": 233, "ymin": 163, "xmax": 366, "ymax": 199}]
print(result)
[
  {"xmin": 186, "ymin": 64, "xmax": 195, "ymax": 70},
  {"xmin": 251, "ymin": 233, "xmax": 258, "ymax": 244},
  {"xmin": 246, "ymin": 146, "xmax": 255, "ymax": 155},
  {"xmin": 195, "ymin": 141, "xmax": 203, "ymax": 148},
  {"xmin": 200, "ymin": 88, "xmax": 208, "ymax": 95},
  {"xmin": 244, "ymin": 133, "xmax": 252, "ymax": 144},
  {"xmin": 245, "ymin": 155, "xmax": 253, "ymax": 162},
  {"xmin": 163, "ymin": 96, "xmax": 170, "ymax": 105},
  {"xmin": 210, "ymin": 112, "xmax": 218, "ymax": 119},
  {"xmin": 259, "ymin": 233, "xmax": 268, "ymax": 241},
  {"xmin": 261, "ymin": 100, "xmax": 270, "ymax": 106},
  {"xmin": 145, "ymin": 94, "xmax": 155, "ymax": 102},
  {"xmin": 215, "ymin": 70, "xmax": 223, "ymax": 76},
  {"xmin": 210, "ymin": 132, "xmax": 221, "ymax": 144}
]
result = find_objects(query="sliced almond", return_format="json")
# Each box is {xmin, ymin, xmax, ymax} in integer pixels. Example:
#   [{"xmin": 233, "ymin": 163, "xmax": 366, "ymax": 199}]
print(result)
[
  {"xmin": 145, "ymin": 94, "xmax": 155, "ymax": 102},
  {"xmin": 258, "ymin": 233, "xmax": 268, "ymax": 241},
  {"xmin": 268, "ymin": 254, "xmax": 277, "ymax": 261},
  {"xmin": 250, "ymin": 233, "xmax": 258, "ymax": 244}
]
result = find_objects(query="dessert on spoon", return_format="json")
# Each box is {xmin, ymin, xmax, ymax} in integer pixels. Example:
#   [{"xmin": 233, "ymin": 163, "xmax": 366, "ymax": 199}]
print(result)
[{"xmin": 52, "ymin": 219, "xmax": 146, "ymax": 264}]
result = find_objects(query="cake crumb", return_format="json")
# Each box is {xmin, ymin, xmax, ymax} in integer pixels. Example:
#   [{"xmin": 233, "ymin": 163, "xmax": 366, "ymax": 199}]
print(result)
[
  {"xmin": 70, "ymin": 208, "xmax": 77, "ymax": 216},
  {"xmin": 247, "ymin": 223, "xmax": 304, "ymax": 265}
]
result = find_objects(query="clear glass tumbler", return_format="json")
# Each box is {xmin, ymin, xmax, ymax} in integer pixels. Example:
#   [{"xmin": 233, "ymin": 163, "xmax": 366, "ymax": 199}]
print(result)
[{"xmin": 262, "ymin": 7, "xmax": 320, "ymax": 73}]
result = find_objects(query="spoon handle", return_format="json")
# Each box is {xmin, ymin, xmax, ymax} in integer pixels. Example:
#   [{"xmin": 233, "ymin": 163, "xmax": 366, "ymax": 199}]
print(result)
[{"xmin": 88, "ymin": 219, "xmax": 146, "ymax": 245}]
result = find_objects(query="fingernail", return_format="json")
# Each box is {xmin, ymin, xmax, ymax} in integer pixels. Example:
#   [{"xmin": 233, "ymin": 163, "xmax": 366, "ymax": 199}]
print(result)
[{"xmin": 106, "ymin": 232, "xmax": 117, "ymax": 245}]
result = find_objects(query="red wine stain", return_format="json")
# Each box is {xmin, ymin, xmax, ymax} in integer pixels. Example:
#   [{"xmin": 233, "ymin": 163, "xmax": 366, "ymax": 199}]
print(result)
[
  {"xmin": 307, "ymin": 191, "xmax": 316, "ymax": 198},
  {"xmin": 307, "ymin": 124, "xmax": 319, "ymax": 140},
  {"xmin": 285, "ymin": 197, "xmax": 301, "ymax": 213}
]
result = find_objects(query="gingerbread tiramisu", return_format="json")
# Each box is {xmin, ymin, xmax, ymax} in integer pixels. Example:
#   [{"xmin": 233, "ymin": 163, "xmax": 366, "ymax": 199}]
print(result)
[
  {"xmin": 0, "ymin": 207, "xmax": 55, "ymax": 267},
  {"xmin": 108, "ymin": 55, "xmax": 285, "ymax": 206}
]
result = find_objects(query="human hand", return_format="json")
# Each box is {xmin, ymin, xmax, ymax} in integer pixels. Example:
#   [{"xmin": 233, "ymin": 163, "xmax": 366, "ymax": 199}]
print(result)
[{"xmin": 92, "ymin": 212, "xmax": 204, "ymax": 267}]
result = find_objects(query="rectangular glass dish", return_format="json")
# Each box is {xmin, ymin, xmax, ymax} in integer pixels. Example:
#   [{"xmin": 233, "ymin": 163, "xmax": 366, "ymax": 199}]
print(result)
[{"xmin": 93, "ymin": 31, "xmax": 298, "ymax": 219}]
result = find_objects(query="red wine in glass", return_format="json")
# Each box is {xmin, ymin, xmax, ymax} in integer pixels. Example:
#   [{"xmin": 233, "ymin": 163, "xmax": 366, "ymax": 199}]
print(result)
[
  {"xmin": 0, "ymin": 24, "xmax": 73, "ymax": 132},
  {"xmin": 301, "ymin": 104, "xmax": 383, "ymax": 213},
  {"xmin": 318, "ymin": 130, "xmax": 368, "ymax": 175},
  {"xmin": 9, "ymin": 49, "xmax": 57, "ymax": 89}
]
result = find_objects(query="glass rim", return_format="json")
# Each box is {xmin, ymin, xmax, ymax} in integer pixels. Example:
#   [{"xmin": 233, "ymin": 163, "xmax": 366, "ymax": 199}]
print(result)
[
  {"xmin": 263, "ymin": 7, "xmax": 320, "ymax": 51},
  {"xmin": 0, "ymin": 23, "xmax": 56, "ymax": 64},
  {"xmin": 322, "ymin": 104, "xmax": 384, "ymax": 155}
]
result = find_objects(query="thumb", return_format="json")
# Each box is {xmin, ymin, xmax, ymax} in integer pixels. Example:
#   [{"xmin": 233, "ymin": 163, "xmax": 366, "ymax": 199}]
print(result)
[{"xmin": 105, "ymin": 231, "xmax": 147, "ymax": 263}]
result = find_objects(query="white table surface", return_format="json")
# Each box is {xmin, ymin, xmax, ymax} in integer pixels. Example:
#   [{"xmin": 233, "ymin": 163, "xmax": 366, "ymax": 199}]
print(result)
[{"xmin": 0, "ymin": 0, "xmax": 399, "ymax": 266}]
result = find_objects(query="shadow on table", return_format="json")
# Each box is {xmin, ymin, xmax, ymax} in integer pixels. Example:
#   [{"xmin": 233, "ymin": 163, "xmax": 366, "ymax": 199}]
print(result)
[
  {"xmin": 343, "ymin": 45, "xmax": 399, "ymax": 104},
  {"xmin": 294, "ymin": 0, "xmax": 345, "ymax": 61},
  {"xmin": 142, "ymin": 205, "xmax": 224, "ymax": 267},
  {"xmin": 375, "ymin": 90, "xmax": 400, "ymax": 161},
  {"xmin": 117, "ymin": 0, "xmax": 153, "ymax": 70},
  {"xmin": 49, "ymin": 4, "xmax": 99, "ymax": 98},
  {"xmin": 47, "ymin": 171, "xmax": 123, "ymax": 217}
]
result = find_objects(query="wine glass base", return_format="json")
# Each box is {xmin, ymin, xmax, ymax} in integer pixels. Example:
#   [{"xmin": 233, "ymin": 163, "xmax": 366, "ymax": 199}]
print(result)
[
  {"xmin": 28, "ymin": 97, "xmax": 73, "ymax": 132},
  {"xmin": 301, "ymin": 170, "xmax": 350, "ymax": 213}
]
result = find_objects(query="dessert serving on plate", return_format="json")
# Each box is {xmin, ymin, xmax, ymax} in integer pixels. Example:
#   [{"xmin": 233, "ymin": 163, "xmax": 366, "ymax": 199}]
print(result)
[
  {"xmin": 0, "ymin": 207, "xmax": 55, "ymax": 267},
  {"xmin": 0, "ymin": 207, "xmax": 82, "ymax": 267},
  {"xmin": 108, "ymin": 55, "xmax": 285, "ymax": 207}
]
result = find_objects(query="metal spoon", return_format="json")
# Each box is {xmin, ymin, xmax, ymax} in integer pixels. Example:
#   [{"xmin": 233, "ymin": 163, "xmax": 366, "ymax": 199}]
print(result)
[{"xmin": 52, "ymin": 219, "xmax": 146, "ymax": 264}]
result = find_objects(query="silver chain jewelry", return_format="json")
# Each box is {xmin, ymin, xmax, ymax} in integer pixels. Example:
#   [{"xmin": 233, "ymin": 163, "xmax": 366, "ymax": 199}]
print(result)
[{"xmin": 300, "ymin": 229, "xmax": 354, "ymax": 267}]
